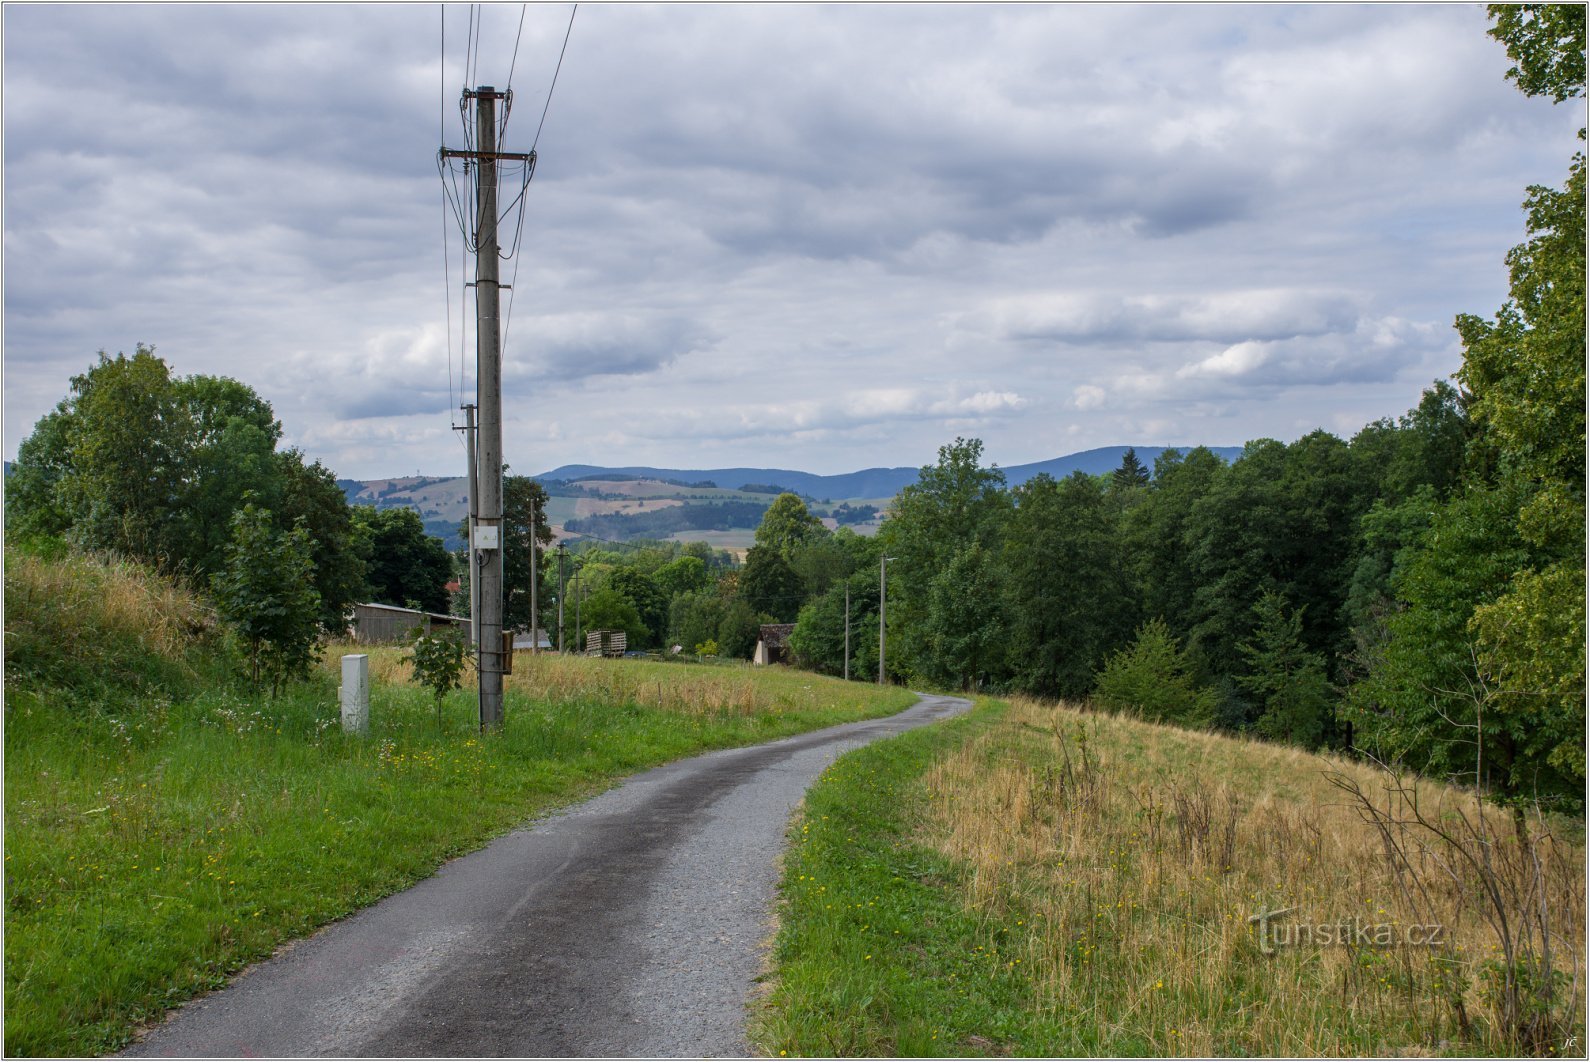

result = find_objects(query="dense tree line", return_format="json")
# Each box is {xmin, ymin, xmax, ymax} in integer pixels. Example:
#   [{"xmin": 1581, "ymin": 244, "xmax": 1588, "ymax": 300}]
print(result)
[
  {"xmin": 9, "ymin": 347, "xmax": 458, "ymax": 638},
  {"xmin": 786, "ymin": 6, "xmax": 1582, "ymax": 812}
]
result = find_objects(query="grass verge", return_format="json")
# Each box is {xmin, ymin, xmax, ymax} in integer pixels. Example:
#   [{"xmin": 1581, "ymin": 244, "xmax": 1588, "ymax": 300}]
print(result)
[
  {"xmin": 753, "ymin": 697, "xmax": 1586, "ymax": 1057},
  {"xmin": 4, "ymin": 552, "xmax": 915, "ymax": 1057}
]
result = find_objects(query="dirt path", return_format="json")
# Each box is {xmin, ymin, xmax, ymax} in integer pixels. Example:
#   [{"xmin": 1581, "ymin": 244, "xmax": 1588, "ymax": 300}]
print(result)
[{"xmin": 123, "ymin": 693, "xmax": 972, "ymax": 1058}]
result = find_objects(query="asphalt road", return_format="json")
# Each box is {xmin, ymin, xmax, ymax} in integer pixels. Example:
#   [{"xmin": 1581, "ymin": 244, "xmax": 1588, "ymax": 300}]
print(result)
[{"xmin": 124, "ymin": 692, "xmax": 971, "ymax": 1059}]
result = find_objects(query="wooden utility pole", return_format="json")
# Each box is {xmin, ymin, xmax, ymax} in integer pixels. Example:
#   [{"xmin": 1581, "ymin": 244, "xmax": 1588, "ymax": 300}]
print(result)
[
  {"xmin": 529, "ymin": 494, "xmax": 539, "ymax": 652},
  {"xmin": 556, "ymin": 546, "xmax": 567, "ymax": 653},
  {"xmin": 441, "ymin": 86, "xmax": 535, "ymax": 730},
  {"xmin": 878, "ymin": 556, "xmax": 891, "ymax": 685},
  {"xmin": 844, "ymin": 582, "xmax": 850, "ymax": 682},
  {"xmin": 461, "ymin": 402, "xmax": 479, "ymax": 648}
]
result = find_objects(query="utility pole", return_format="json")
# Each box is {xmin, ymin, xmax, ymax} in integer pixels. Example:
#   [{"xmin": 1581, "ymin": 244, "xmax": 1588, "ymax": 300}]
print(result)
[
  {"xmin": 844, "ymin": 581, "xmax": 850, "ymax": 682},
  {"xmin": 556, "ymin": 546, "xmax": 567, "ymax": 652},
  {"xmin": 529, "ymin": 494, "xmax": 539, "ymax": 653},
  {"xmin": 878, "ymin": 556, "xmax": 893, "ymax": 685},
  {"xmin": 461, "ymin": 402, "xmax": 479, "ymax": 648},
  {"xmin": 441, "ymin": 86, "xmax": 534, "ymax": 730},
  {"xmin": 578, "ymin": 569, "xmax": 591, "ymax": 651}
]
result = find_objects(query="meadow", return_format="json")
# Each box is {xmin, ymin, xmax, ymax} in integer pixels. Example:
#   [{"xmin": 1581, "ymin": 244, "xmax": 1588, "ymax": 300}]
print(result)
[
  {"xmin": 755, "ymin": 698, "xmax": 1585, "ymax": 1058},
  {"xmin": 3, "ymin": 546, "xmax": 915, "ymax": 1057}
]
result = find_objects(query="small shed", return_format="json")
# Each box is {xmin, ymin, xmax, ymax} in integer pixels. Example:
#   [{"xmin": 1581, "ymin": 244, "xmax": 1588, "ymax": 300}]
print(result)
[
  {"xmin": 351, "ymin": 603, "xmax": 465, "ymax": 644},
  {"xmin": 753, "ymin": 623, "xmax": 796, "ymax": 665},
  {"xmin": 585, "ymin": 629, "xmax": 627, "ymax": 658}
]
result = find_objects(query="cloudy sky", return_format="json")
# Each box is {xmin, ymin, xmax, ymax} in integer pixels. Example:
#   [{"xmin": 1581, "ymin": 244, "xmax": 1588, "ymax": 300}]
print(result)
[{"xmin": 4, "ymin": 4, "xmax": 1581, "ymax": 479}]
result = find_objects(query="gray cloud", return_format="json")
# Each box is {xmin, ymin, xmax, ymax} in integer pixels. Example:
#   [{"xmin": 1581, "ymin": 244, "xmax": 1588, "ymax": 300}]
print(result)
[{"xmin": 4, "ymin": 4, "xmax": 1581, "ymax": 478}]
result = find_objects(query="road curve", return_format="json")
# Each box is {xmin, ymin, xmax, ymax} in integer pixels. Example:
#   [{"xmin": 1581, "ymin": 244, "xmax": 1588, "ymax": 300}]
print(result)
[{"xmin": 124, "ymin": 693, "xmax": 972, "ymax": 1059}]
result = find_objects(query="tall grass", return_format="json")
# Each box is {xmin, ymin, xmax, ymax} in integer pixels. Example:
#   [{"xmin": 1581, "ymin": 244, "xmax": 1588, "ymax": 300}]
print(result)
[
  {"xmin": 4, "ymin": 544, "xmax": 221, "ymax": 695},
  {"xmin": 4, "ymin": 551, "xmax": 915, "ymax": 1057},
  {"xmin": 918, "ymin": 697, "xmax": 1585, "ymax": 1056},
  {"xmin": 756, "ymin": 697, "xmax": 1585, "ymax": 1057}
]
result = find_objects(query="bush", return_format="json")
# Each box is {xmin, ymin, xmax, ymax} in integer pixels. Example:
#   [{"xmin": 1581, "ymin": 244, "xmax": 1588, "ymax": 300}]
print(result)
[{"xmin": 1093, "ymin": 618, "xmax": 1216, "ymax": 727}]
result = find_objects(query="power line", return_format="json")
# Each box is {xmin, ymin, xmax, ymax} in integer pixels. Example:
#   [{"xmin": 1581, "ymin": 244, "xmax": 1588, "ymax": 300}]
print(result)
[
  {"xmin": 501, "ymin": 4, "xmax": 529, "ymax": 138},
  {"xmin": 533, "ymin": 4, "xmax": 577, "ymax": 153}
]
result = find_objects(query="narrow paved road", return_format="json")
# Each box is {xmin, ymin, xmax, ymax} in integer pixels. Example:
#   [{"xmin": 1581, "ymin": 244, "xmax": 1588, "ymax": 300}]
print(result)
[{"xmin": 125, "ymin": 693, "xmax": 971, "ymax": 1058}]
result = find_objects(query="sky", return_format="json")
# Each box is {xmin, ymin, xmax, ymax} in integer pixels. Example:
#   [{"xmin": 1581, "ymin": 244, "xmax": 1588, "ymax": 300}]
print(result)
[{"xmin": 3, "ymin": 4, "xmax": 1582, "ymax": 480}]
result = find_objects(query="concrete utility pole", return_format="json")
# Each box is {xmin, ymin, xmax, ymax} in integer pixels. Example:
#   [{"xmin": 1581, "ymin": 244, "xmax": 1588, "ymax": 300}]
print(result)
[
  {"xmin": 844, "ymin": 582, "xmax": 850, "ymax": 682},
  {"xmin": 529, "ymin": 494, "xmax": 539, "ymax": 653},
  {"xmin": 878, "ymin": 556, "xmax": 893, "ymax": 685},
  {"xmin": 461, "ymin": 402, "xmax": 479, "ymax": 648},
  {"xmin": 442, "ymin": 86, "xmax": 535, "ymax": 730}
]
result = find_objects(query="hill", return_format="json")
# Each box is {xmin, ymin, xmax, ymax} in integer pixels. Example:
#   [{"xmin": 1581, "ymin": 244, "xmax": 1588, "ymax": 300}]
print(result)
[{"xmin": 341, "ymin": 445, "xmax": 1246, "ymax": 548}]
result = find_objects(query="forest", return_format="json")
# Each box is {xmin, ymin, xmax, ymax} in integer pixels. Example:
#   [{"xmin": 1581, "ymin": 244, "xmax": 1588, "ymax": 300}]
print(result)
[{"xmin": 7, "ymin": 5, "xmax": 1581, "ymax": 814}]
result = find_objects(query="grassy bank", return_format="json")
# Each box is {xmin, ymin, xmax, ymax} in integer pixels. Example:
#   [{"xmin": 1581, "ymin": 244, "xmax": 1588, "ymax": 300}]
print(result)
[
  {"xmin": 754, "ymin": 697, "xmax": 1585, "ymax": 1057},
  {"xmin": 3, "ymin": 549, "xmax": 915, "ymax": 1057}
]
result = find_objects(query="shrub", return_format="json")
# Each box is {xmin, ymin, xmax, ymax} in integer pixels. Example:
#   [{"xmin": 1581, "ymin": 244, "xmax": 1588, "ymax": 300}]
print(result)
[{"xmin": 1093, "ymin": 618, "xmax": 1216, "ymax": 726}]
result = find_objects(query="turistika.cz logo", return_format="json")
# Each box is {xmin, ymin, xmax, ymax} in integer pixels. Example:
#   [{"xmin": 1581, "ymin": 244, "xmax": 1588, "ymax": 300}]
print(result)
[{"xmin": 1246, "ymin": 905, "xmax": 1446, "ymax": 956}]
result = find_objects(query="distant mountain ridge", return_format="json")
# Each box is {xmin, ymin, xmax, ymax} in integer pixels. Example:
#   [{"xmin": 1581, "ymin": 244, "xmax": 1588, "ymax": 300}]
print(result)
[
  {"xmin": 339, "ymin": 445, "xmax": 1246, "ymax": 548},
  {"xmin": 537, "ymin": 446, "xmax": 1245, "ymax": 499}
]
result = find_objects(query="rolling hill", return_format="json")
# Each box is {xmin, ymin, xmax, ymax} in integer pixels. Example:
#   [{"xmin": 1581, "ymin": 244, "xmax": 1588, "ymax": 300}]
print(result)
[{"xmin": 341, "ymin": 445, "xmax": 1246, "ymax": 549}]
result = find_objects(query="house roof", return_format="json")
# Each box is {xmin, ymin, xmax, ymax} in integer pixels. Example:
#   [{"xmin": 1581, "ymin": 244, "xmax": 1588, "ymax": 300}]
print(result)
[{"xmin": 759, "ymin": 623, "xmax": 796, "ymax": 649}]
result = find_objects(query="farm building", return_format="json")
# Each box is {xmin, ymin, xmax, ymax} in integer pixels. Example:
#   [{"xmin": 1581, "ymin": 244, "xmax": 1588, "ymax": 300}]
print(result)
[
  {"xmin": 351, "ymin": 602, "xmax": 465, "ymax": 644},
  {"xmin": 753, "ymin": 623, "xmax": 796, "ymax": 665}
]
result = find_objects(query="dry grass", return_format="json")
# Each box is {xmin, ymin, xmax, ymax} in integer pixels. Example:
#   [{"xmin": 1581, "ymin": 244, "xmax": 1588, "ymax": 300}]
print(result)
[
  {"xmin": 317, "ymin": 644, "xmax": 913, "ymax": 720},
  {"xmin": 918, "ymin": 696, "xmax": 1585, "ymax": 1056},
  {"xmin": 4, "ymin": 547, "xmax": 217, "ymax": 691}
]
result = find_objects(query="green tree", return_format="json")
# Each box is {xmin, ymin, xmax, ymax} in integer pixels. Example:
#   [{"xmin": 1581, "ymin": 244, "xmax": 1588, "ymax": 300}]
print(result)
[
  {"xmin": 1094, "ymin": 618, "xmax": 1216, "ymax": 728},
  {"xmin": 924, "ymin": 540, "xmax": 1008, "ymax": 691},
  {"xmin": 716, "ymin": 598, "xmax": 766, "ymax": 660},
  {"xmin": 754, "ymin": 492, "xmax": 826, "ymax": 558},
  {"xmin": 501, "ymin": 473, "xmax": 554, "ymax": 635},
  {"xmin": 1352, "ymin": 8, "xmax": 1586, "ymax": 810},
  {"xmin": 53, "ymin": 347, "xmax": 188, "ymax": 566},
  {"xmin": 210, "ymin": 503, "xmax": 322, "ymax": 696},
  {"xmin": 1237, "ymin": 591, "xmax": 1334, "ymax": 749},
  {"xmin": 740, "ymin": 544, "xmax": 804, "ymax": 622},
  {"xmin": 880, "ymin": 437, "xmax": 1011, "ymax": 679},
  {"xmin": 788, "ymin": 571, "xmax": 875, "ymax": 678},
  {"xmin": 1488, "ymin": 2, "xmax": 1586, "ymax": 102},
  {"xmin": 669, "ymin": 590, "xmax": 726, "ymax": 653},
  {"xmin": 353, "ymin": 506, "xmax": 453, "ymax": 614},
  {"xmin": 580, "ymin": 588, "xmax": 647, "ymax": 649},
  {"xmin": 1112, "ymin": 447, "xmax": 1150, "ymax": 489},
  {"xmin": 1003, "ymin": 472, "xmax": 1135, "ymax": 698},
  {"xmin": 277, "ymin": 451, "xmax": 368, "ymax": 633},
  {"xmin": 654, "ymin": 555, "xmax": 711, "ymax": 599},
  {"xmin": 608, "ymin": 566, "xmax": 667, "ymax": 648}
]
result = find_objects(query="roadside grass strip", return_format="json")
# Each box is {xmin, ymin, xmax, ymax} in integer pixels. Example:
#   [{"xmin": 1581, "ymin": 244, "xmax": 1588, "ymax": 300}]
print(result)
[
  {"xmin": 3, "ymin": 648, "xmax": 915, "ymax": 1057},
  {"xmin": 755, "ymin": 696, "xmax": 1585, "ymax": 1058}
]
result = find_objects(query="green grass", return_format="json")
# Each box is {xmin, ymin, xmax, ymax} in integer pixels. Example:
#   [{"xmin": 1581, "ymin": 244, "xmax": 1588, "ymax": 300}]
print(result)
[
  {"xmin": 4, "ymin": 551, "xmax": 916, "ymax": 1057},
  {"xmin": 750, "ymin": 699, "xmax": 1030, "ymax": 1057}
]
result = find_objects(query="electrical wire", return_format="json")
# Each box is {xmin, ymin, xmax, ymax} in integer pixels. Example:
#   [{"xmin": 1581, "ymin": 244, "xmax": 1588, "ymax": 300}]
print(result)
[
  {"xmin": 500, "ymin": 4, "xmax": 528, "ymax": 141},
  {"xmin": 533, "ymin": 4, "xmax": 578, "ymax": 153},
  {"xmin": 441, "ymin": 4, "xmax": 457, "ymax": 421}
]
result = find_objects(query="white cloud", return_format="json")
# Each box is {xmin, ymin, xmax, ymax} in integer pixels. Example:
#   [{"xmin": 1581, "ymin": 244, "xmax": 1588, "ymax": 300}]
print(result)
[{"xmin": 1072, "ymin": 385, "xmax": 1106, "ymax": 410}]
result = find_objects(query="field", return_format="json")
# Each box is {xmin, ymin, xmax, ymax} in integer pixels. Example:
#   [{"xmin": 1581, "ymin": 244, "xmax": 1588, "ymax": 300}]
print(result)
[
  {"xmin": 2, "ymin": 548, "xmax": 916, "ymax": 1056},
  {"xmin": 754, "ymin": 697, "xmax": 1585, "ymax": 1058}
]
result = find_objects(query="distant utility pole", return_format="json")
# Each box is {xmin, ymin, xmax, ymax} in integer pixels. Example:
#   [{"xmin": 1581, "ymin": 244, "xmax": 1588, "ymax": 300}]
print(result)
[
  {"xmin": 529, "ymin": 494, "xmax": 539, "ymax": 653},
  {"xmin": 556, "ymin": 546, "xmax": 567, "ymax": 653},
  {"xmin": 461, "ymin": 402, "xmax": 479, "ymax": 648},
  {"xmin": 878, "ymin": 556, "xmax": 893, "ymax": 685},
  {"xmin": 574, "ymin": 566, "xmax": 584, "ymax": 652},
  {"xmin": 441, "ymin": 86, "xmax": 535, "ymax": 730},
  {"xmin": 844, "ymin": 582, "xmax": 850, "ymax": 682}
]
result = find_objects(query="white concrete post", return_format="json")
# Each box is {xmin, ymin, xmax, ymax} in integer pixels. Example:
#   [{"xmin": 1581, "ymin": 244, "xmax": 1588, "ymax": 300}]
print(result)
[{"xmin": 340, "ymin": 654, "xmax": 369, "ymax": 736}]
